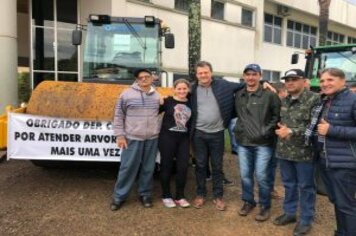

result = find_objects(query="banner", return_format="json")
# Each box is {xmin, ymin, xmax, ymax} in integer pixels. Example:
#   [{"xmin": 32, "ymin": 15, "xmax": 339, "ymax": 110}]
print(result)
[{"xmin": 8, "ymin": 113, "xmax": 121, "ymax": 162}]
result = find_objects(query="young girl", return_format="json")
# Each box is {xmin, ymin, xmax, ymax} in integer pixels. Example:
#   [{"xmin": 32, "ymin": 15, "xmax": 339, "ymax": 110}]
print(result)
[{"xmin": 159, "ymin": 79, "xmax": 192, "ymax": 208}]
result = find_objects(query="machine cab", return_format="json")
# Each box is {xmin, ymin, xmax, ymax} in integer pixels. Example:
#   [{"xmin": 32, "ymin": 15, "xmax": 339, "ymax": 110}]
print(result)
[{"xmin": 73, "ymin": 15, "xmax": 174, "ymax": 85}]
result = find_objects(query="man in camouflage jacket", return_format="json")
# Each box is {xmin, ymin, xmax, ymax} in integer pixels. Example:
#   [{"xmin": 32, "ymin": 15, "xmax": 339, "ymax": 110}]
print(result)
[{"xmin": 273, "ymin": 69, "xmax": 319, "ymax": 236}]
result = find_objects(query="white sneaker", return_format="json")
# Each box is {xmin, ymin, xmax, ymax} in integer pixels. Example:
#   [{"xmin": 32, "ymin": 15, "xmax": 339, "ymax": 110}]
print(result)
[
  {"xmin": 175, "ymin": 198, "xmax": 190, "ymax": 208},
  {"xmin": 162, "ymin": 198, "xmax": 176, "ymax": 208}
]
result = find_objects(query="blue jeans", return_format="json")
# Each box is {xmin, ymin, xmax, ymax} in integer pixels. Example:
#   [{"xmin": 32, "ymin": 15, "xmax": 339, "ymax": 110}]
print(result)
[
  {"xmin": 279, "ymin": 159, "xmax": 316, "ymax": 225},
  {"xmin": 228, "ymin": 118, "xmax": 238, "ymax": 154},
  {"xmin": 319, "ymin": 158, "xmax": 356, "ymax": 235},
  {"xmin": 193, "ymin": 129, "xmax": 224, "ymax": 198},
  {"xmin": 238, "ymin": 145, "xmax": 273, "ymax": 208},
  {"xmin": 112, "ymin": 138, "xmax": 158, "ymax": 202}
]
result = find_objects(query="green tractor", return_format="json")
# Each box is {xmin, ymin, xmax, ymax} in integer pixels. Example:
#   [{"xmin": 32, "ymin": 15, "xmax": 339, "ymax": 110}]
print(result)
[{"xmin": 292, "ymin": 43, "xmax": 356, "ymax": 91}]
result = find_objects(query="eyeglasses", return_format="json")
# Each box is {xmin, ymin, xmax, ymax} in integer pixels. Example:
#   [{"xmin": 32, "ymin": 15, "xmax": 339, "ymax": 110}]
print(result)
[{"xmin": 137, "ymin": 75, "xmax": 152, "ymax": 80}]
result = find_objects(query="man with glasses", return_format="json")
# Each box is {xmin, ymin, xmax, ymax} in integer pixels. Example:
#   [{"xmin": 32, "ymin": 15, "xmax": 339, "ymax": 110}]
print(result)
[
  {"xmin": 273, "ymin": 69, "xmax": 319, "ymax": 236},
  {"xmin": 111, "ymin": 68, "xmax": 161, "ymax": 210}
]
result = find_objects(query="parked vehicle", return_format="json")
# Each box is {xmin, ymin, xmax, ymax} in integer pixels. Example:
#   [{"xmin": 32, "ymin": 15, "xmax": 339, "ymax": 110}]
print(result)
[
  {"xmin": 4, "ymin": 15, "xmax": 174, "ymax": 166},
  {"xmin": 292, "ymin": 43, "xmax": 356, "ymax": 91}
]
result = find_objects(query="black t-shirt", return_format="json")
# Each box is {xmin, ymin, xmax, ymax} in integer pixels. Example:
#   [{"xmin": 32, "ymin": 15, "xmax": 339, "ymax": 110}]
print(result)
[{"xmin": 160, "ymin": 96, "xmax": 192, "ymax": 133}]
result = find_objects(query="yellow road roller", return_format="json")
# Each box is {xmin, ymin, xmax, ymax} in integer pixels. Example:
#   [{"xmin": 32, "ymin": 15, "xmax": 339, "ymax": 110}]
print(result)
[
  {"xmin": 5, "ymin": 14, "xmax": 176, "ymax": 166},
  {"xmin": 6, "ymin": 81, "xmax": 172, "ymax": 166}
]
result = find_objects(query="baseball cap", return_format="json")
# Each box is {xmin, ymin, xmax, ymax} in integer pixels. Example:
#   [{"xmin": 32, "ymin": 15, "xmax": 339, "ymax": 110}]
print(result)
[
  {"xmin": 281, "ymin": 69, "xmax": 305, "ymax": 80},
  {"xmin": 133, "ymin": 68, "xmax": 152, "ymax": 78},
  {"xmin": 243, "ymin": 64, "xmax": 262, "ymax": 74}
]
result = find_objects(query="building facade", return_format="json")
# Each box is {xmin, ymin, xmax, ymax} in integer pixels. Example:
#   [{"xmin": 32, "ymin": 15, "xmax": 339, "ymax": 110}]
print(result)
[{"xmin": 1, "ymin": 0, "xmax": 356, "ymax": 112}]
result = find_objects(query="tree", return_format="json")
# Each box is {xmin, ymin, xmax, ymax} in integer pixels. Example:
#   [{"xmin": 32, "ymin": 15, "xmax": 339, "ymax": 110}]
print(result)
[
  {"xmin": 188, "ymin": 0, "xmax": 201, "ymax": 81},
  {"xmin": 318, "ymin": 0, "xmax": 331, "ymax": 46}
]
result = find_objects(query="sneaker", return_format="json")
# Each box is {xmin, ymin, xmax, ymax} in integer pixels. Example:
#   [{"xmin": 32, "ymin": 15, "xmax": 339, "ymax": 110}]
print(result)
[
  {"xmin": 273, "ymin": 213, "xmax": 297, "ymax": 226},
  {"xmin": 238, "ymin": 202, "xmax": 255, "ymax": 216},
  {"xmin": 162, "ymin": 198, "xmax": 176, "ymax": 208},
  {"xmin": 223, "ymin": 178, "xmax": 234, "ymax": 186},
  {"xmin": 255, "ymin": 207, "xmax": 271, "ymax": 222},
  {"xmin": 193, "ymin": 196, "xmax": 205, "ymax": 209},
  {"xmin": 175, "ymin": 198, "xmax": 190, "ymax": 208},
  {"xmin": 213, "ymin": 198, "xmax": 226, "ymax": 211}
]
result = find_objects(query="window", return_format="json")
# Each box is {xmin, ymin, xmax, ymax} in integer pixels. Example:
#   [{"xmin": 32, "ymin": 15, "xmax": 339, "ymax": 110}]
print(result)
[
  {"xmin": 262, "ymin": 70, "xmax": 280, "ymax": 82},
  {"xmin": 264, "ymin": 13, "xmax": 282, "ymax": 44},
  {"xmin": 31, "ymin": 0, "xmax": 79, "ymax": 88},
  {"xmin": 286, "ymin": 20, "xmax": 317, "ymax": 49},
  {"xmin": 347, "ymin": 36, "xmax": 356, "ymax": 44},
  {"xmin": 211, "ymin": 0, "xmax": 224, "ymax": 20},
  {"xmin": 175, "ymin": 0, "xmax": 188, "ymax": 11},
  {"xmin": 241, "ymin": 8, "xmax": 253, "ymax": 27},
  {"xmin": 326, "ymin": 31, "xmax": 345, "ymax": 45}
]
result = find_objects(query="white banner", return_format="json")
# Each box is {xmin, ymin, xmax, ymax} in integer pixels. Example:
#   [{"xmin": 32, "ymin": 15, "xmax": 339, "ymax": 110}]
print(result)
[{"xmin": 8, "ymin": 113, "xmax": 121, "ymax": 162}]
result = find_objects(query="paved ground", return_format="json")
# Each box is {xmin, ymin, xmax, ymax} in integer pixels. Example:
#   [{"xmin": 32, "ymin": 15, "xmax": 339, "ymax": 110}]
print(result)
[{"xmin": 0, "ymin": 153, "xmax": 335, "ymax": 236}]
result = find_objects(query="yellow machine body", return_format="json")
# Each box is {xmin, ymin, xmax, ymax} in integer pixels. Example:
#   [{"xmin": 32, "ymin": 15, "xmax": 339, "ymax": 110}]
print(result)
[
  {"xmin": 27, "ymin": 81, "xmax": 173, "ymax": 120},
  {"xmin": 2, "ymin": 81, "xmax": 173, "ymax": 149}
]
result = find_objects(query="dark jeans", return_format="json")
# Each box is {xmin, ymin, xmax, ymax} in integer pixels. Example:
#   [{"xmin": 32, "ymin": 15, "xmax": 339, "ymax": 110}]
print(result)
[
  {"xmin": 193, "ymin": 129, "xmax": 224, "ymax": 198},
  {"xmin": 159, "ymin": 131, "xmax": 190, "ymax": 200},
  {"xmin": 268, "ymin": 150, "xmax": 278, "ymax": 190},
  {"xmin": 319, "ymin": 158, "xmax": 356, "ymax": 236},
  {"xmin": 279, "ymin": 159, "xmax": 316, "ymax": 225}
]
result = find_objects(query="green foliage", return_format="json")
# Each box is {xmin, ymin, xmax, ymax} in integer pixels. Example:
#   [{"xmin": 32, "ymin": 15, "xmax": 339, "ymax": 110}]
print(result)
[{"xmin": 17, "ymin": 72, "xmax": 31, "ymax": 104}]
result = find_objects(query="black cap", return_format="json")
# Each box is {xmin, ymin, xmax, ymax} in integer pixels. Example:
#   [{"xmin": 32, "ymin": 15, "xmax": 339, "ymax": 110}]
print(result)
[
  {"xmin": 243, "ymin": 64, "xmax": 262, "ymax": 74},
  {"xmin": 133, "ymin": 68, "xmax": 152, "ymax": 78},
  {"xmin": 281, "ymin": 69, "xmax": 305, "ymax": 80}
]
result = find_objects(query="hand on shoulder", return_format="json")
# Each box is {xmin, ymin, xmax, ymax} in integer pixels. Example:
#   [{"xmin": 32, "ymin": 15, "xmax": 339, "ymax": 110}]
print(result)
[{"xmin": 262, "ymin": 82, "xmax": 277, "ymax": 93}]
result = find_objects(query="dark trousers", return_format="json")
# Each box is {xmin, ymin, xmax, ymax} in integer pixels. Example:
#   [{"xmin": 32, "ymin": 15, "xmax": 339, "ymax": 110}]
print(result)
[
  {"xmin": 159, "ymin": 131, "xmax": 190, "ymax": 200},
  {"xmin": 193, "ymin": 129, "xmax": 224, "ymax": 198},
  {"xmin": 268, "ymin": 151, "xmax": 278, "ymax": 190},
  {"xmin": 319, "ymin": 158, "xmax": 356, "ymax": 236},
  {"xmin": 279, "ymin": 159, "xmax": 316, "ymax": 225},
  {"xmin": 268, "ymin": 141, "xmax": 279, "ymax": 191}
]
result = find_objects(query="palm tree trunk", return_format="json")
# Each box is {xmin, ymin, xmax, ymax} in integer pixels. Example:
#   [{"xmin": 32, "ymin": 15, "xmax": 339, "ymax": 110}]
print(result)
[
  {"xmin": 188, "ymin": 0, "xmax": 201, "ymax": 81},
  {"xmin": 318, "ymin": 0, "xmax": 331, "ymax": 46}
]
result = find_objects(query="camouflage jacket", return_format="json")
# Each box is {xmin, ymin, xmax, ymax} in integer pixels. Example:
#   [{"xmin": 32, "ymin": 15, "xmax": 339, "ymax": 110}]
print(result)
[{"xmin": 276, "ymin": 89, "xmax": 319, "ymax": 162}]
